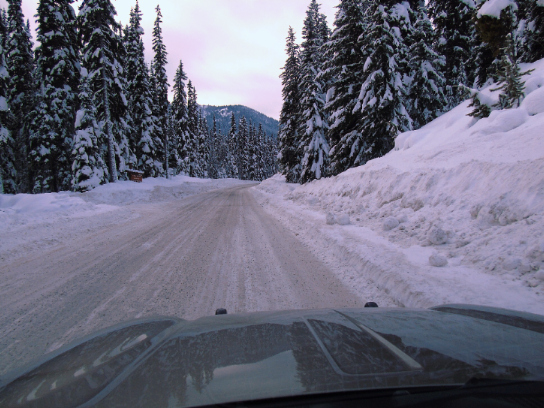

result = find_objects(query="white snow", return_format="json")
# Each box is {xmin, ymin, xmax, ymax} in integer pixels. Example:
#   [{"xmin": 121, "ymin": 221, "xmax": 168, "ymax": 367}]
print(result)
[
  {"xmin": 253, "ymin": 58, "xmax": 544, "ymax": 315},
  {"xmin": 0, "ymin": 96, "xmax": 8, "ymax": 111},
  {"xmin": 0, "ymin": 175, "xmax": 251, "ymax": 263},
  {"xmin": 477, "ymin": 0, "xmax": 517, "ymax": 18}
]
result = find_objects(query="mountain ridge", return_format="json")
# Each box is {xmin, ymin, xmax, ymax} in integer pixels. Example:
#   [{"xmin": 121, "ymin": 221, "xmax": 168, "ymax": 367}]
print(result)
[{"xmin": 200, "ymin": 105, "xmax": 279, "ymax": 138}]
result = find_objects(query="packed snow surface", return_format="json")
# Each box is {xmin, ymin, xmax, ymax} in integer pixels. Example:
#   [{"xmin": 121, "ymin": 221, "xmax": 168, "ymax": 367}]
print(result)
[{"xmin": 254, "ymin": 58, "xmax": 544, "ymax": 315}]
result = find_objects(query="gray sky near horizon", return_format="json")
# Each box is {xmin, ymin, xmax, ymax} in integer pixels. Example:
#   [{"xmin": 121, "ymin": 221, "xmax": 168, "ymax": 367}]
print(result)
[{"xmin": 1, "ymin": 0, "xmax": 340, "ymax": 120}]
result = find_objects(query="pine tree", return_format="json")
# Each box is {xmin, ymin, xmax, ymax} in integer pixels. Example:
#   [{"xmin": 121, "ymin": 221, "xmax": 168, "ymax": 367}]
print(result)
[
  {"xmin": 227, "ymin": 112, "xmax": 238, "ymax": 178},
  {"xmin": 407, "ymin": 3, "xmax": 448, "ymax": 129},
  {"xmin": 246, "ymin": 123, "xmax": 256, "ymax": 180},
  {"xmin": 473, "ymin": 27, "xmax": 495, "ymax": 88},
  {"xmin": 475, "ymin": 1, "xmax": 519, "ymax": 85},
  {"xmin": 165, "ymin": 103, "xmax": 176, "ymax": 176},
  {"xmin": 212, "ymin": 118, "xmax": 227, "ymax": 178},
  {"xmin": 171, "ymin": 60, "xmax": 189, "ymax": 174},
  {"xmin": 238, "ymin": 116, "xmax": 249, "ymax": 180},
  {"xmin": 79, "ymin": 0, "xmax": 127, "ymax": 182},
  {"xmin": 123, "ymin": 1, "xmax": 162, "ymax": 177},
  {"xmin": 30, "ymin": 0, "xmax": 80, "ymax": 193},
  {"xmin": 268, "ymin": 135, "xmax": 279, "ymax": 177},
  {"xmin": 0, "ymin": 9, "xmax": 16, "ymax": 194},
  {"xmin": 522, "ymin": 1, "xmax": 544, "ymax": 62},
  {"xmin": 348, "ymin": 1, "xmax": 411, "ymax": 169},
  {"xmin": 322, "ymin": 0, "xmax": 367, "ymax": 176},
  {"xmin": 328, "ymin": 0, "xmax": 411, "ymax": 174},
  {"xmin": 152, "ymin": 5, "xmax": 169, "ymax": 177},
  {"xmin": 492, "ymin": 34, "xmax": 534, "ymax": 109},
  {"xmin": 72, "ymin": 70, "xmax": 107, "ymax": 191},
  {"xmin": 207, "ymin": 115, "xmax": 219, "ymax": 179},
  {"xmin": 6, "ymin": 0, "xmax": 36, "ymax": 192},
  {"xmin": 428, "ymin": 0, "xmax": 478, "ymax": 106},
  {"xmin": 467, "ymin": 91, "xmax": 492, "ymax": 118},
  {"xmin": 299, "ymin": 0, "xmax": 330, "ymax": 184},
  {"xmin": 110, "ymin": 27, "xmax": 134, "ymax": 179},
  {"xmin": 196, "ymin": 110, "xmax": 208, "ymax": 178},
  {"xmin": 185, "ymin": 80, "xmax": 199, "ymax": 177},
  {"xmin": 476, "ymin": 1, "xmax": 517, "ymax": 58},
  {"xmin": 255, "ymin": 124, "xmax": 267, "ymax": 181},
  {"xmin": 278, "ymin": 26, "xmax": 302, "ymax": 183},
  {"xmin": 390, "ymin": 0, "xmax": 417, "ymax": 80}
]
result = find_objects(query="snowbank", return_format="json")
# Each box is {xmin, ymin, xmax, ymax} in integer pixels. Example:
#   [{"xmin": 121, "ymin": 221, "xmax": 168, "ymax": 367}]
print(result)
[
  {"xmin": 254, "ymin": 58, "xmax": 544, "ymax": 315},
  {"xmin": 0, "ymin": 175, "xmax": 246, "ymax": 230},
  {"xmin": 0, "ymin": 175, "xmax": 250, "ymax": 263}
]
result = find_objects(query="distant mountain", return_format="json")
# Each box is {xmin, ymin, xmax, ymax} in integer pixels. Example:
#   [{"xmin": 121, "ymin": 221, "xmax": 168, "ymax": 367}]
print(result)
[{"xmin": 200, "ymin": 105, "xmax": 279, "ymax": 138}]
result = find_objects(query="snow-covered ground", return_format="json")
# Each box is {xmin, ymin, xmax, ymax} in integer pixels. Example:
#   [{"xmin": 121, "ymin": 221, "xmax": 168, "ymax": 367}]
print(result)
[
  {"xmin": 253, "ymin": 59, "xmax": 544, "ymax": 315},
  {"xmin": 0, "ymin": 175, "xmax": 250, "ymax": 263}
]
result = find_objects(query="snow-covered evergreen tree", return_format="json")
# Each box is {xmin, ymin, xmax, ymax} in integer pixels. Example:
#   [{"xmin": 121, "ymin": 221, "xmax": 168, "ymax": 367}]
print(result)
[
  {"xmin": 428, "ymin": 0, "xmax": 478, "ymax": 106},
  {"xmin": 124, "ymin": 1, "xmax": 162, "ymax": 177},
  {"xmin": 213, "ymin": 119, "xmax": 228, "ymax": 178},
  {"xmin": 196, "ymin": 110, "xmax": 209, "ymax": 178},
  {"xmin": 0, "ymin": 9, "xmax": 16, "ymax": 194},
  {"xmin": 322, "ymin": 0, "xmax": 367, "ymax": 175},
  {"xmin": 278, "ymin": 26, "xmax": 302, "ymax": 183},
  {"xmin": 246, "ymin": 122, "xmax": 256, "ymax": 181},
  {"xmin": 407, "ymin": 2, "xmax": 448, "ymax": 129},
  {"xmin": 391, "ymin": 0, "xmax": 417, "ymax": 79},
  {"xmin": 467, "ymin": 91, "xmax": 492, "ymax": 118},
  {"xmin": 238, "ymin": 116, "xmax": 249, "ymax": 180},
  {"xmin": 30, "ymin": 0, "xmax": 80, "ymax": 193},
  {"xmin": 207, "ymin": 115, "xmax": 219, "ymax": 179},
  {"xmin": 475, "ymin": 0, "xmax": 519, "ymax": 85},
  {"xmin": 171, "ymin": 60, "xmax": 189, "ymax": 174},
  {"xmin": 254, "ymin": 124, "xmax": 266, "ymax": 181},
  {"xmin": 79, "ymin": 0, "xmax": 127, "ymax": 182},
  {"xmin": 492, "ymin": 33, "xmax": 534, "ymax": 109},
  {"xmin": 185, "ymin": 80, "xmax": 199, "ymax": 177},
  {"xmin": 348, "ymin": 1, "xmax": 411, "ymax": 169},
  {"xmin": 299, "ymin": 0, "xmax": 330, "ymax": 184},
  {"xmin": 72, "ymin": 69, "xmax": 107, "ymax": 192},
  {"xmin": 152, "ymin": 5, "xmax": 169, "ymax": 176},
  {"xmin": 226, "ymin": 112, "xmax": 238, "ymax": 178},
  {"xmin": 165, "ymin": 103, "xmax": 176, "ymax": 176},
  {"xmin": 6, "ymin": 0, "xmax": 36, "ymax": 192},
  {"xmin": 522, "ymin": 0, "xmax": 544, "ymax": 62}
]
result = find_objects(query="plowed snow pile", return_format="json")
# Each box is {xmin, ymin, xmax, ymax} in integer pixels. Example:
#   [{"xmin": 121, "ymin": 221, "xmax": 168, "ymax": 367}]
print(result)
[
  {"xmin": 254, "ymin": 59, "xmax": 544, "ymax": 315},
  {"xmin": 0, "ymin": 176, "xmax": 249, "ymax": 263}
]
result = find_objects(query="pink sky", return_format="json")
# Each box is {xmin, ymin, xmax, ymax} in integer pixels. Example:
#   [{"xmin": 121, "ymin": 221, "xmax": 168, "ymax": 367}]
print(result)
[{"xmin": 2, "ymin": 0, "xmax": 339, "ymax": 119}]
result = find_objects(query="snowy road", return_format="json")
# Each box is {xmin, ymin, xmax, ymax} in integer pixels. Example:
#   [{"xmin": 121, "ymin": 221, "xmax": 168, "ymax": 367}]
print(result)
[{"xmin": 0, "ymin": 184, "xmax": 370, "ymax": 376}]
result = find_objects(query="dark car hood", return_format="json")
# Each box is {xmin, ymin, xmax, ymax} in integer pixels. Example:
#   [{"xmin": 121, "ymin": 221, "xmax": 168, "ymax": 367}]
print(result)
[{"xmin": 1, "ymin": 304, "xmax": 544, "ymax": 407}]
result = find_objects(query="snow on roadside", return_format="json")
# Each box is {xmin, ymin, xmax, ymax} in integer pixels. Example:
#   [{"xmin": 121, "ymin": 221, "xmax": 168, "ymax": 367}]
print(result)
[
  {"xmin": 0, "ymin": 175, "xmax": 250, "ymax": 263},
  {"xmin": 253, "ymin": 59, "xmax": 544, "ymax": 315}
]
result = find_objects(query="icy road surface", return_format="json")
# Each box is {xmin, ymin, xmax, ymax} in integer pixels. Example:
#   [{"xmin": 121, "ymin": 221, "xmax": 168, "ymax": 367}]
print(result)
[{"xmin": 0, "ymin": 184, "xmax": 386, "ymax": 376}]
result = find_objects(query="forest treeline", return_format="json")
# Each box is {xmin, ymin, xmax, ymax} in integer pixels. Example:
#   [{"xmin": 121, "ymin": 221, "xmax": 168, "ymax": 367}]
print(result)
[
  {"xmin": 279, "ymin": 0, "xmax": 544, "ymax": 184},
  {"xmin": 0, "ymin": 0, "xmax": 278, "ymax": 194}
]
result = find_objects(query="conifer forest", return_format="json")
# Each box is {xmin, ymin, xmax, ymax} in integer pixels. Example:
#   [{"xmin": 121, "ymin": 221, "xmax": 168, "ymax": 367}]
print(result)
[
  {"xmin": 278, "ymin": 0, "xmax": 544, "ymax": 183},
  {"xmin": 1, "ymin": 0, "xmax": 543, "ymax": 193},
  {"xmin": 0, "ymin": 0, "xmax": 278, "ymax": 194}
]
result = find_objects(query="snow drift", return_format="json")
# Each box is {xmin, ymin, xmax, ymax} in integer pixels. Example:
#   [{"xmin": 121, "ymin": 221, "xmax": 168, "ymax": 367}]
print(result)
[
  {"xmin": 0, "ymin": 176, "xmax": 249, "ymax": 263},
  {"xmin": 254, "ymin": 58, "xmax": 544, "ymax": 314}
]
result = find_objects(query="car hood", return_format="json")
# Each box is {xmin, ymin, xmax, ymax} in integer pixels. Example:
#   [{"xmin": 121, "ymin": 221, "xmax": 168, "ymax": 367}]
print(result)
[{"xmin": 1, "ymin": 304, "xmax": 544, "ymax": 407}]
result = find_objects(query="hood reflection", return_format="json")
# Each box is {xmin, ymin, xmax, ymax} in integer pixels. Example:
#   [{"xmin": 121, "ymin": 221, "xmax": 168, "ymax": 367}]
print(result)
[{"xmin": 97, "ymin": 322, "xmax": 336, "ymax": 407}]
